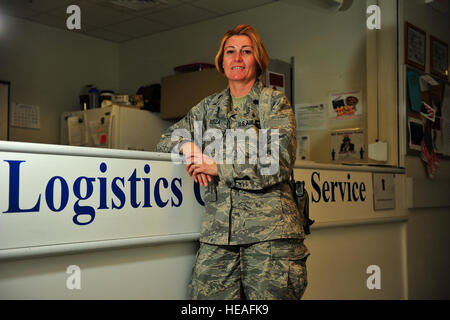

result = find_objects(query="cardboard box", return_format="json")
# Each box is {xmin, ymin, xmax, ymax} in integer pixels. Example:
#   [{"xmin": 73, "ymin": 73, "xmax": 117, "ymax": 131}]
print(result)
[{"xmin": 161, "ymin": 68, "xmax": 228, "ymax": 120}]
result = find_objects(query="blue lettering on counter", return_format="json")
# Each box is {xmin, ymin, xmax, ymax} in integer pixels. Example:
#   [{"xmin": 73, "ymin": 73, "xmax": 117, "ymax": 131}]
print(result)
[
  {"xmin": 193, "ymin": 182, "xmax": 205, "ymax": 206},
  {"xmin": 311, "ymin": 171, "xmax": 366, "ymax": 203},
  {"xmin": 73, "ymin": 176, "xmax": 96, "ymax": 225},
  {"xmin": 171, "ymin": 178, "xmax": 183, "ymax": 207},
  {"xmin": 45, "ymin": 176, "xmax": 69, "ymax": 212},
  {"xmin": 2, "ymin": 160, "xmax": 199, "ymax": 226},
  {"xmin": 154, "ymin": 177, "xmax": 169, "ymax": 208},
  {"xmin": 111, "ymin": 177, "xmax": 126, "ymax": 210},
  {"xmin": 4, "ymin": 160, "xmax": 42, "ymax": 213},
  {"xmin": 98, "ymin": 162, "xmax": 109, "ymax": 209}
]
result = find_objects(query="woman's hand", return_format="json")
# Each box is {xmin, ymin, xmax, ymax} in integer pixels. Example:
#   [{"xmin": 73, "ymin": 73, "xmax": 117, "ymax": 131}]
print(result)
[
  {"xmin": 186, "ymin": 153, "xmax": 218, "ymax": 186},
  {"xmin": 180, "ymin": 142, "xmax": 217, "ymax": 187}
]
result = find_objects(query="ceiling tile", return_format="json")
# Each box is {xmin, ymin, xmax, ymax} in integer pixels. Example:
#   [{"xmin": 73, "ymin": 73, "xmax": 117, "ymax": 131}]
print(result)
[
  {"xmin": 0, "ymin": 2, "xmax": 39, "ymax": 18},
  {"xmin": 90, "ymin": 0, "xmax": 183, "ymax": 16},
  {"xmin": 28, "ymin": 12, "xmax": 96, "ymax": 32},
  {"xmin": 47, "ymin": 0, "xmax": 135, "ymax": 28},
  {"xmin": 102, "ymin": 17, "xmax": 169, "ymax": 37},
  {"xmin": 0, "ymin": 0, "xmax": 278, "ymax": 43},
  {"xmin": 144, "ymin": 3, "xmax": 218, "ymax": 28},
  {"xmin": 190, "ymin": 0, "xmax": 275, "ymax": 15},
  {"xmin": 84, "ymin": 27, "xmax": 132, "ymax": 42},
  {"xmin": 0, "ymin": 0, "xmax": 78, "ymax": 14}
]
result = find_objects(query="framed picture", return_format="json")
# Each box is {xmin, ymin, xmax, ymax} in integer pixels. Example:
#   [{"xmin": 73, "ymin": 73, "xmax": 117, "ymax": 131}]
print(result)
[
  {"xmin": 405, "ymin": 22, "xmax": 426, "ymax": 71},
  {"xmin": 0, "ymin": 81, "xmax": 10, "ymax": 141},
  {"xmin": 430, "ymin": 35, "xmax": 449, "ymax": 80}
]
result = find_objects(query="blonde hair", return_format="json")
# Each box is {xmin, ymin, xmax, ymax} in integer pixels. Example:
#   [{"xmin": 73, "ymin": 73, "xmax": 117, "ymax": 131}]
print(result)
[{"xmin": 215, "ymin": 24, "xmax": 269, "ymax": 81}]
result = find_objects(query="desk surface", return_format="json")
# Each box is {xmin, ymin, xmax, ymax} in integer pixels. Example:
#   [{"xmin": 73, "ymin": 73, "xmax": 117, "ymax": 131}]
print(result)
[{"xmin": 0, "ymin": 141, "xmax": 405, "ymax": 174}]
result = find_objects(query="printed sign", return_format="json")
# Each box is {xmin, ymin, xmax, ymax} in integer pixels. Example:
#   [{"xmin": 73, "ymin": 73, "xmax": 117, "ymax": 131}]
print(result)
[
  {"xmin": 0, "ymin": 152, "xmax": 203, "ymax": 250},
  {"xmin": 329, "ymin": 90, "xmax": 363, "ymax": 120},
  {"xmin": 330, "ymin": 128, "xmax": 365, "ymax": 161}
]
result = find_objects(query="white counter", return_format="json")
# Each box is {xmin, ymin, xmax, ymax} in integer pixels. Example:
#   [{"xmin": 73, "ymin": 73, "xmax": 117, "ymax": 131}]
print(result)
[{"xmin": 0, "ymin": 141, "xmax": 409, "ymax": 299}]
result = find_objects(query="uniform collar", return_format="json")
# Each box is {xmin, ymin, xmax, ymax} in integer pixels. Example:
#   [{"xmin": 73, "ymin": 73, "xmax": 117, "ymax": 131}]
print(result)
[{"xmin": 214, "ymin": 80, "xmax": 264, "ymax": 114}]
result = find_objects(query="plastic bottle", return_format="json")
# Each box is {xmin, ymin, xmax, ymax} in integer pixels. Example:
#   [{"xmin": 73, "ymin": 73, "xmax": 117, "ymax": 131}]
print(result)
[{"xmin": 88, "ymin": 87, "xmax": 100, "ymax": 109}]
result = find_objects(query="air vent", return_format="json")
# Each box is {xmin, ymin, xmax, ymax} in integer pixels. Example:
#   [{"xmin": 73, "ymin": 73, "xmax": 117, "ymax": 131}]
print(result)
[{"xmin": 110, "ymin": 0, "xmax": 168, "ymax": 11}]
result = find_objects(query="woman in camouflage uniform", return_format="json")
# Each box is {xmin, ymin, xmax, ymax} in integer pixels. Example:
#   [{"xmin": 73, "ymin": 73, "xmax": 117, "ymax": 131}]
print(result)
[{"xmin": 156, "ymin": 24, "xmax": 309, "ymax": 299}]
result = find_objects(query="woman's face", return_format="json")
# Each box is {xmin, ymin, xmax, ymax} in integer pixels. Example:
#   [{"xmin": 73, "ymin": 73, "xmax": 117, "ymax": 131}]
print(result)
[{"xmin": 222, "ymin": 35, "xmax": 257, "ymax": 84}]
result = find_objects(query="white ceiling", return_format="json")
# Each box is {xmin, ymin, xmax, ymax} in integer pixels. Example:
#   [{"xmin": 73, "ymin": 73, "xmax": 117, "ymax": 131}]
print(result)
[{"xmin": 0, "ymin": 0, "xmax": 278, "ymax": 43}]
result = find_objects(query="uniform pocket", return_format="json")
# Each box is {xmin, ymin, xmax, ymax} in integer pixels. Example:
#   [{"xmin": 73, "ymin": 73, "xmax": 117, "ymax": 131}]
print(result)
[
  {"xmin": 287, "ymin": 258, "xmax": 308, "ymax": 299},
  {"xmin": 267, "ymin": 239, "xmax": 309, "ymax": 299},
  {"xmin": 270, "ymin": 239, "xmax": 310, "ymax": 261}
]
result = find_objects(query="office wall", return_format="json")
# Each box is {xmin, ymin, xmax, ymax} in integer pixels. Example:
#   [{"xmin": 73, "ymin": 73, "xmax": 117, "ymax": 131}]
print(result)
[
  {"xmin": 0, "ymin": 14, "xmax": 119, "ymax": 144},
  {"xmin": 119, "ymin": 0, "xmax": 368, "ymax": 164},
  {"xmin": 399, "ymin": 0, "xmax": 450, "ymax": 299}
]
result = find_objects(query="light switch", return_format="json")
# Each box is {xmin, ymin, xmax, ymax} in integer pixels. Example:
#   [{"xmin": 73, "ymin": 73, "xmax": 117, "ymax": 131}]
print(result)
[{"xmin": 372, "ymin": 173, "xmax": 395, "ymax": 210}]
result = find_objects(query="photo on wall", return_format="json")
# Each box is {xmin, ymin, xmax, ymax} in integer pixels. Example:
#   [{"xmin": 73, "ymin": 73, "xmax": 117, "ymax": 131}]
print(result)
[
  {"xmin": 330, "ymin": 128, "xmax": 364, "ymax": 162},
  {"xmin": 408, "ymin": 117, "xmax": 424, "ymax": 151}
]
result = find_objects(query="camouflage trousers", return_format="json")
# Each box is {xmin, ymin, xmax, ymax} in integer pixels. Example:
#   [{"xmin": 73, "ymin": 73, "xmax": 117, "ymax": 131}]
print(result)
[{"xmin": 188, "ymin": 239, "xmax": 309, "ymax": 300}]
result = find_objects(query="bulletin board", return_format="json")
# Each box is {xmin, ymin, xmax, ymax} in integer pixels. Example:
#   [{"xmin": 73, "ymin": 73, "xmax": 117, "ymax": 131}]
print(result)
[
  {"xmin": 404, "ymin": 66, "xmax": 450, "ymax": 159},
  {"xmin": 0, "ymin": 81, "xmax": 10, "ymax": 141}
]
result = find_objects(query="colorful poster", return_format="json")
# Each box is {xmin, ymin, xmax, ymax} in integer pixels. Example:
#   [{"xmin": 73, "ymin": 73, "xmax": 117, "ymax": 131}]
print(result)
[{"xmin": 328, "ymin": 91, "xmax": 363, "ymax": 120}]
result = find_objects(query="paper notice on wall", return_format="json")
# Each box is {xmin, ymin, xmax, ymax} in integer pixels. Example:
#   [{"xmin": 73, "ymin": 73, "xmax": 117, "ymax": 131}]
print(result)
[
  {"xmin": 420, "ymin": 74, "xmax": 439, "ymax": 90},
  {"xmin": 330, "ymin": 128, "xmax": 365, "ymax": 161},
  {"xmin": 328, "ymin": 90, "xmax": 363, "ymax": 120},
  {"xmin": 88, "ymin": 118, "xmax": 110, "ymax": 148},
  {"xmin": 295, "ymin": 103, "xmax": 327, "ymax": 131},
  {"xmin": 297, "ymin": 134, "xmax": 310, "ymax": 160},
  {"xmin": 10, "ymin": 103, "xmax": 40, "ymax": 129},
  {"xmin": 67, "ymin": 116, "xmax": 86, "ymax": 146},
  {"xmin": 268, "ymin": 71, "xmax": 285, "ymax": 93}
]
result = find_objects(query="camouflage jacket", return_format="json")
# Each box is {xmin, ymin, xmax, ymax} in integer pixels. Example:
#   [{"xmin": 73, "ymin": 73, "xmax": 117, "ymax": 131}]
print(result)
[{"xmin": 156, "ymin": 81, "xmax": 306, "ymax": 245}]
